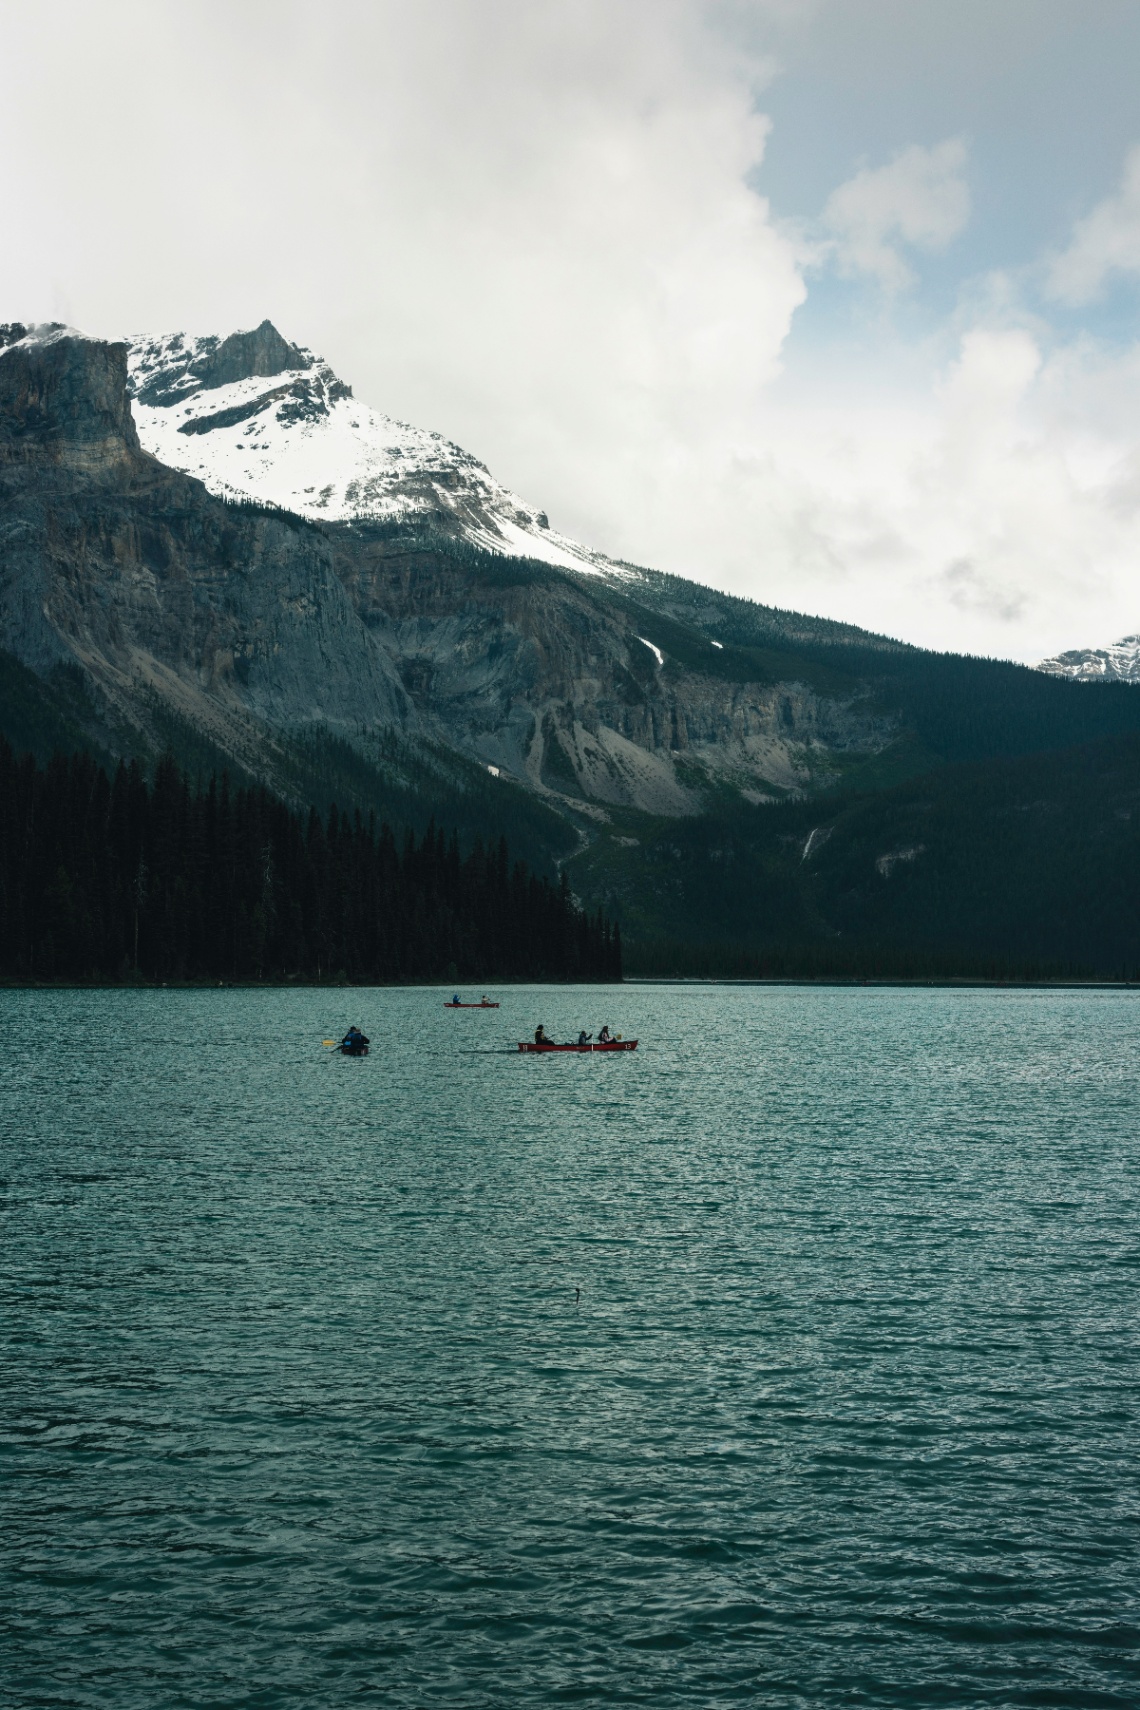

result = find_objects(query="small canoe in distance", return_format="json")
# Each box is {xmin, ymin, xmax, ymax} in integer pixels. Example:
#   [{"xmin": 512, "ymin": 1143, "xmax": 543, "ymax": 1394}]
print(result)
[
  {"xmin": 518, "ymin": 1040, "xmax": 638, "ymax": 1053},
  {"xmin": 444, "ymin": 1001, "xmax": 500, "ymax": 1009}
]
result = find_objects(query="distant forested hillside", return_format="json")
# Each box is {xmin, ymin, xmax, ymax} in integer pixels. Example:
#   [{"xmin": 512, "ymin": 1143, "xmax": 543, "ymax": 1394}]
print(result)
[
  {"xmin": 574, "ymin": 733, "xmax": 1140, "ymax": 980},
  {"xmin": 0, "ymin": 742, "xmax": 620, "ymax": 984}
]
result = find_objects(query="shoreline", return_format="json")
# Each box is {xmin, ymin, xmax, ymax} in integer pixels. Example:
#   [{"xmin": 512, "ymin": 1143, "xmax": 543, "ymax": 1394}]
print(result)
[{"xmin": 0, "ymin": 976, "xmax": 1135, "ymax": 992}]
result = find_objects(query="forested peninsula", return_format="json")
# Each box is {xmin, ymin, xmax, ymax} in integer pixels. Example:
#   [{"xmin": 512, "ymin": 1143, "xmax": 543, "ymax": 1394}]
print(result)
[{"xmin": 0, "ymin": 741, "xmax": 621, "ymax": 984}]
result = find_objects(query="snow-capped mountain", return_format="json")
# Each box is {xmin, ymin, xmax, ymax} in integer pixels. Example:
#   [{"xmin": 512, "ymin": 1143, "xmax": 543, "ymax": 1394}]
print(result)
[
  {"xmin": 1037, "ymin": 635, "xmax": 1140, "ymax": 683},
  {"xmin": 126, "ymin": 319, "xmax": 601, "ymax": 573}
]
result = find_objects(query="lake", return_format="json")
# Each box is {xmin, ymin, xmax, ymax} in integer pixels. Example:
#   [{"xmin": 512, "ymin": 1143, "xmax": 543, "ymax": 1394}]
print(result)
[{"xmin": 3, "ymin": 983, "xmax": 1139, "ymax": 1707}]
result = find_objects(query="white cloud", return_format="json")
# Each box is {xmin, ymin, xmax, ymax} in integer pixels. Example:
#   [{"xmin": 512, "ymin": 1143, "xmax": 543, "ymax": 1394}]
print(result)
[
  {"xmin": 0, "ymin": 0, "xmax": 805, "ymax": 547},
  {"xmin": 0, "ymin": 2, "xmax": 1139, "ymax": 666},
  {"xmin": 821, "ymin": 139, "xmax": 970, "ymax": 291},
  {"xmin": 1047, "ymin": 144, "xmax": 1140, "ymax": 303},
  {"xmin": 630, "ymin": 323, "xmax": 1140, "ymax": 664}
]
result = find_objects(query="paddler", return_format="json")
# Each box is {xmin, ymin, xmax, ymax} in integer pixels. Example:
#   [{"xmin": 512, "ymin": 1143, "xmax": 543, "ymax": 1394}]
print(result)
[
  {"xmin": 534, "ymin": 1024, "xmax": 551, "ymax": 1045},
  {"xmin": 577, "ymin": 1030, "xmax": 592, "ymax": 1046},
  {"xmin": 598, "ymin": 1025, "xmax": 612, "ymax": 1043}
]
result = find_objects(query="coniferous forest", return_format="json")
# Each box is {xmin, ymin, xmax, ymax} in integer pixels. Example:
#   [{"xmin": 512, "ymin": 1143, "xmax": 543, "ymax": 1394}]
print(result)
[{"xmin": 0, "ymin": 741, "xmax": 622, "ymax": 984}]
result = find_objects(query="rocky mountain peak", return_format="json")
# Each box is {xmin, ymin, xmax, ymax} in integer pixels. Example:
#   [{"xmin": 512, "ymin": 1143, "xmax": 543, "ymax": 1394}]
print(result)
[
  {"xmin": 129, "ymin": 319, "xmax": 316, "ymax": 408},
  {"xmin": 1037, "ymin": 635, "xmax": 1140, "ymax": 683},
  {"xmin": 123, "ymin": 320, "xmax": 600, "ymax": 572}
]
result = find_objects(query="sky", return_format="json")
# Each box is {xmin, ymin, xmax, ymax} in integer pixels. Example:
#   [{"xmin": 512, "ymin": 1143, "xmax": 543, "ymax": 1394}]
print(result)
[{"xmin": 2, "ymin": 0, "xmax": 1140, "ymax": 662}]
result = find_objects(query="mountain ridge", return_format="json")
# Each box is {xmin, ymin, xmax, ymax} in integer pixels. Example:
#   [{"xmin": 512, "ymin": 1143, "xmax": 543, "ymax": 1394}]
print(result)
[
  {"xmin": 1037, "ymin": 634, "xmax": 1140, "ymax": 683},
  {"xmin": 4, "ymin": 318, "xmax": 1140, "ymax": 970},
  {"xmin": 1, "ymin": 321, "xmax": 916, "ymax": 822}
]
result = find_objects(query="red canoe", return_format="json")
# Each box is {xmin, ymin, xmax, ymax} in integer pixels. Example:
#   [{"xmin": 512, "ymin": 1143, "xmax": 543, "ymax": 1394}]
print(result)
[
  {"xmin": 445, "ymin": 1002, "xmax": 500, "ymax": 1008},
  {"xmin": 518, "ymin": 1040, "xmax": 638, "ymax": 1052}
]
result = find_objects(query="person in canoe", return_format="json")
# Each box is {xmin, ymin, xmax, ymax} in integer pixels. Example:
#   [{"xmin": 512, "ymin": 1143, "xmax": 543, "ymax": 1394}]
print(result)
[
  {"xmin": 452, "ymin": 993, "xmax": 461, "ymax": 1006},
  {"xmin": 534, "ymin": 1024, "xmax": 552, "ymax": 1045},
  {"xmin": 340, "ymin": 1026, "xmax": 370, "ymax": 1055},
  {"xmin": 598, "ymin": 1025, "xmax": 612, "ymax": 1043},
  {"xmin": 577, "ymin": 1030, "xmax": 593, "ymax": 1046}
]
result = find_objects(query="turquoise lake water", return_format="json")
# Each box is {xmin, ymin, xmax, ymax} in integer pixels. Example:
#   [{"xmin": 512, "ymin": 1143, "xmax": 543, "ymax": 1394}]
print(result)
[{"xmin": 3, "ymin": 984, "xmax": 1139, "ymax": 1707}]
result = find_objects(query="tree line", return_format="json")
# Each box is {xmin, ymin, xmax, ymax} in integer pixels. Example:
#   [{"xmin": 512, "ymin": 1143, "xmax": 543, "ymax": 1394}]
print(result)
[{"xmin": 0, "ymin": 741, "xmax": 621, "ymax": 984}]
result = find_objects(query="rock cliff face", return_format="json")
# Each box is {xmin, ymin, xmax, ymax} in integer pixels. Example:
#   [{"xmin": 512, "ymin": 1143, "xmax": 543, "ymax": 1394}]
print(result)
[
  {"xmin": 325, "ymin": 528, "xmax": 896, "ymax": 813},
  {"xmin": 0, "ymin": 324, "xmax": 142, "ymax": 475},
  {"xmin": 0, "ymin": 327, "xmax": 407, "ymax": 777},
  {"xmin": 0, "ymin": 324, "xmax": 897, "ymax": 817}
]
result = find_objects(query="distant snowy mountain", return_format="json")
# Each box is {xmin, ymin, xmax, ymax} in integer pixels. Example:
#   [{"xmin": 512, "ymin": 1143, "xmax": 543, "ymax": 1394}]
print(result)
[
  {"xmin": 126, "ymin": 319, "xmax": 602, "ymax": 574},
  {"xmin": 1037, "ymin": 635, "xmax": 1140, "ymax": 683}
]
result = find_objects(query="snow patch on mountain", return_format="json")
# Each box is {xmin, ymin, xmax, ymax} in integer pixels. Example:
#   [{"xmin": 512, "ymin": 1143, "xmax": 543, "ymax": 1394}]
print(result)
[
  {"xmin": 125, "ymin": 322, "xmax": 605, "ymax": 575},
  {"xmin": 1037, "ymin": 635, "xmax": 1140, "ymax": 682}
]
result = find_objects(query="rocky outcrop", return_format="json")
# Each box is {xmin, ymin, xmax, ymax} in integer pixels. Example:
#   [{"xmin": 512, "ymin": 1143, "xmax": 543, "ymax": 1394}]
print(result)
[
  {"xmin": 0, "ymin": 327, "xmax": 897, "ymax": 816},
  {"xmin": 0, "ymin": 325, "xmax": 142, "ymax": 476}
]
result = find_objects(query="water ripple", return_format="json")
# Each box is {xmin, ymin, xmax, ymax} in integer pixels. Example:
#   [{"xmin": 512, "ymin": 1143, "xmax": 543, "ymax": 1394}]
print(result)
[{"xmin": 2, "ymin": 984, "xmax": 1139, "ymax": 1706}]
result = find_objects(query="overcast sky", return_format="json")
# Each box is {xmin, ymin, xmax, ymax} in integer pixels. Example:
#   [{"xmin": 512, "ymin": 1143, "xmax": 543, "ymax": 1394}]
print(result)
[{"xmin": 3, "ymin": 0, "xmax": 1140, "ymax": 661}]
